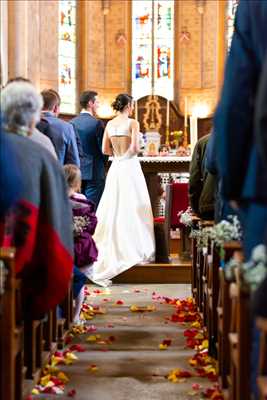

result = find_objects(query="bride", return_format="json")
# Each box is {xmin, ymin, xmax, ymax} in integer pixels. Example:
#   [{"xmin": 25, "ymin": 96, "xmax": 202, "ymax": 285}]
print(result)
[{"xmin": 88, "ymin": 93, "xmax": 155, "ymax": 287}]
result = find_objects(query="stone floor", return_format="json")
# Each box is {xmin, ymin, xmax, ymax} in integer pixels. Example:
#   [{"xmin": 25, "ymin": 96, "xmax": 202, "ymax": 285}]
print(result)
[{"xmin": 31, "ymin": 284, "xmax": 214, "ymax": 400}]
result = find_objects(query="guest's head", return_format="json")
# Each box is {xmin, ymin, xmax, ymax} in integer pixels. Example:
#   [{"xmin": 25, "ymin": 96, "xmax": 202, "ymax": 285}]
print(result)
[
  {"xmin": 63, "ymin": 164, "xmax": 82, "ymax": 196},
  {"xmin": 111, "ymin": 94, "xmax": 134, "ymax": 115},
  {"xmin": 1, "ymin": 81, "xmax": 43, "ymax": 135},
  {"xmin": 41, "ymin": 89, "xmax": 61, "ymax": 116},
  {"xmin": 80, "ymin": 90, "xmax": 99, "ymax": 115}
]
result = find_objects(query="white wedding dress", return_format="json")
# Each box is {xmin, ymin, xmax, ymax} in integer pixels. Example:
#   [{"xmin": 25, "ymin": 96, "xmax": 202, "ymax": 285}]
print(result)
[{"xmin": 88, "ymin": 118, "xmax": 155, "ymax": 287}]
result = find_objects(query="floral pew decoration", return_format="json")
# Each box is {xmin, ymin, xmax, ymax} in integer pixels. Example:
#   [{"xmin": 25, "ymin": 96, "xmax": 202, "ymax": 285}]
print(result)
[{"xmin": 225, "ymin": 244, "xmax": 267, "ymax": 291}]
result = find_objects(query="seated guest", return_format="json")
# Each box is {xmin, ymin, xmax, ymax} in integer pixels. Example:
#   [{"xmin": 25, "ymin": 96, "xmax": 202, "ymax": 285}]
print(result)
[
  {"xmin": 63, "ymin": 164, "xmax": 98, "ymax": 322},
  {"xmin": 189, "ymin": 134, "xmax": 216, "ymax": 220},
  {"xmin": 41, "ymin": 89, "xmax": 80, "ymax": 166},
  {"xmin": 0, "ymin": 81, "xmax": 73, "ymax": 319}
]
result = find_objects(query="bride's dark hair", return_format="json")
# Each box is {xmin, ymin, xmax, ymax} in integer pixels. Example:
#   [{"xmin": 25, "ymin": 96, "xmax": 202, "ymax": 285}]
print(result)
[{"xmin": 111, "ymin": 93, "xmax": 133, "ymax": 112}]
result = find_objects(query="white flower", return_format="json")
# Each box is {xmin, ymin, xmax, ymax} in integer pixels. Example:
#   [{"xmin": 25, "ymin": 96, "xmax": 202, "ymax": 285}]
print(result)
[
  {"xmin": 178, "ymin": 207, "xmax": 193, "ymax": 227},
  {"xmin": 242, "ymin": 244, "xmax": 267, "ymax": 290},
  {"xmin": 73, "ymin": 216, "xmax": 90, "ymax": 236}
]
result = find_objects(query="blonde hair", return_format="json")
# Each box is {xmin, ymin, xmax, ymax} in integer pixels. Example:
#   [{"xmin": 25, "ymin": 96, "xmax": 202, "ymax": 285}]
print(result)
[{"xmin": 63, "ymin": 164, "xmax": 81, "ymax": 192}]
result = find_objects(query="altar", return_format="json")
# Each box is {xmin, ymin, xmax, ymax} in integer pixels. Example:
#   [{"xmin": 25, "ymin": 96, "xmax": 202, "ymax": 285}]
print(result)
[{"xmin": 108, "ymin": 156, "xmax": 191, "ymax": 216}]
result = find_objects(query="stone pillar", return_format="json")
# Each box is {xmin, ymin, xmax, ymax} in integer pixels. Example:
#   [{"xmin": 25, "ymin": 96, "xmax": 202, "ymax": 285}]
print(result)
[
  {"xmin": 8, "ymin": 0, "xmax": 28, "ymax": 79},
  {"xmin": 0, "ymin": 0, "xmax": 9, "ymax": 85}
]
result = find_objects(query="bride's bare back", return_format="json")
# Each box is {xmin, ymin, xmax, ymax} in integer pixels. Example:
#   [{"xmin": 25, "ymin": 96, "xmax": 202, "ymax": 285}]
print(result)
[{"xmin": 102, "ymin": 116, "xmax": 140, "ymax": 157}]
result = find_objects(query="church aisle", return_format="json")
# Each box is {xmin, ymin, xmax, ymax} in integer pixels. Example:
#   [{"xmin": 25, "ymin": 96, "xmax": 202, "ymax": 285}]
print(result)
[{"xmin": 29, "ymin": 284, "xmax": 220, "ymax": 400}]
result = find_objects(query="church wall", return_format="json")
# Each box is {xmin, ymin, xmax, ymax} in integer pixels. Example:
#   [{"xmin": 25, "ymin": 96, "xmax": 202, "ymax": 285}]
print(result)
[
  {"xmin": 4, "ymin": 0, "xmax": 227, "ymax": 120},
  {"xmin": 80, "ymin": 0, "xmax": 131, "ymax": 113},
  {"xmin": 177, "ymin": 0, "xmax": 226, "ymax": 117},
  {"xmin": 7, "ymin": 0, "xmax": 58, "ymax": 90}
]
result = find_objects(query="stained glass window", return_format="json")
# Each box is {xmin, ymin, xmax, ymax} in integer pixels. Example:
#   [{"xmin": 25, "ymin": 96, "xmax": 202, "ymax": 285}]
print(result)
[
  {"xmin": 58, "ymin": 0, "xmax": 77, "ymax": 114},
  {"xmin": 226, "ymin": 0, "xmax": 239, "ymax": 51},
  {"xmin": 132, "ymin": 0, "xmax": 174, "ymax": 100}
]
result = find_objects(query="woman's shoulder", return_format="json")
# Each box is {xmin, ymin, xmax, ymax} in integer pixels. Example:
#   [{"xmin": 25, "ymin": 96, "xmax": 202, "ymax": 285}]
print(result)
[{"xmin": 128, "ymin": 118, "xmax": 139, "ymax": 128}]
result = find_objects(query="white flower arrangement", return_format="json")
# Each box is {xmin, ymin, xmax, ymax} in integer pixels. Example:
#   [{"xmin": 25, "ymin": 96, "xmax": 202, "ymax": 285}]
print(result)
[
  {"xmin": 212, "ymin": 216, "xmax": 242, "ymax": 248},
  {"xmin": 73, "ymin": 216, "xmax": 90, "ymax": 237},
  {"xmin": 242, "ymin": 244, "xmax": 267, "ymax": 291},
  {"xmin": 190, "ymin": 215, "xmax": 242, "ymax": 254},
  {"xmin": 224, "ymin": 244, "xmax": 267, "ymax": 291},
  {"xmin": 178, "ymin": 207, "xmax": 193, "ymax": 227}
]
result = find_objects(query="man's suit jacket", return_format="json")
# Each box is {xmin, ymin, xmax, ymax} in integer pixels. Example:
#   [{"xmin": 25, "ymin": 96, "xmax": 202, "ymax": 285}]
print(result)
[
  {"xmin": 255, "ymin": 54, "xmax": 267, "ymax": 168},
  {"xmin": 70, "ymin": 113, "xmax": 105, "ymax": 181},
  {"xmin": 42, "ymin": 112, "xmax": 80, "ymax": 167},
  {"xmin": 214, "ymin": 0, "xmax": 267, "ymax": 202}
]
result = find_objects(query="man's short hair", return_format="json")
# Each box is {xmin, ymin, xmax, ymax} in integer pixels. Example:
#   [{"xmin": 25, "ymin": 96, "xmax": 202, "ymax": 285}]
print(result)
[
  {"xmin": 41, "ymin": 89, "xmax": 61, "ymax": 111},
  {"xmin": 80, "ymin": 91, "xmax": 98, "ymax": 109}
]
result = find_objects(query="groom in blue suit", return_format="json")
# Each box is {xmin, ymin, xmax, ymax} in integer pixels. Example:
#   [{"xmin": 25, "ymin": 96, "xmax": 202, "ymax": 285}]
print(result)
[{"xmin": 70, "ymin": 91, "xmax": 106, "ymax": 207}]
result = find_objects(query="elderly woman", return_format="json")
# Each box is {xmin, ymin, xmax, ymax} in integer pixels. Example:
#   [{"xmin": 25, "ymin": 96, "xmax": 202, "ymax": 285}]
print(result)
[{"xmin": 0, "ymin": 81, "xmax": 73, "ymax": 319}]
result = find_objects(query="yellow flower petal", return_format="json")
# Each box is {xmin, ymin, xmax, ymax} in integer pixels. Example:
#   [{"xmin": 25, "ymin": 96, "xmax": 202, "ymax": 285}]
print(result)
[
  {"xmin": 159, "ymin": 343, "xmax": 168, "ymax": 350},
  {"xmin": 57, "ymin": 371, "xmax": 69, "ymax": 384},
  {"xmin": 40, "ymin": 374, "xmax": 51, "ymax": 386}
]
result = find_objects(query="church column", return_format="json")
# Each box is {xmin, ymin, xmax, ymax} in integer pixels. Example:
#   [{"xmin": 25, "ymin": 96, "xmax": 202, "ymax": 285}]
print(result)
[
  {"xmin": 0, "ymin": 0, "xmax": 8, "ymax": 85},
  {"xmin": 8, "ymin": 0, "xmax": 28, "ymax": 79}
]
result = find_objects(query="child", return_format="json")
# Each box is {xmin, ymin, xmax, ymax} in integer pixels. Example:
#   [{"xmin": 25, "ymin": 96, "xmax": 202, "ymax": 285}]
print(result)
[{"xmin": 63, "ymin": 164, "xmax": 98, "ymax": 323}]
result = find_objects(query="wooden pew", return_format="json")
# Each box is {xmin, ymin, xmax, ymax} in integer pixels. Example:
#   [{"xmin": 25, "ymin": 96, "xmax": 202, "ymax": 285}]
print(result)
[
  {"xmin": 206, "ymin": 240, "xmax": 220, "ymax": 358},
  {"xmin": 228, "ymin": 269, "xmax": 251, "ymax": 400},
  {"xmin": 0, "ymin": 248, "xmax": 23, "ymax": 400},
  {"xmin": 256, "ymin": 317, "xmax": 267, "ymax": 400},
  {"xmin": 217, "ymin": 242, "xmax": 243, "ymax": 389},
  {"xmin": 191, "ymin": 216, "xmax": 201, "ymax": 300}
]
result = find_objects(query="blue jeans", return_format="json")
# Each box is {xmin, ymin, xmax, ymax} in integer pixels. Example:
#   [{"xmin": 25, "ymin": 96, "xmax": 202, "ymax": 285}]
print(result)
[{"xmin": 82, "ymin": 179, "xmax": 105, "ymax": 209}]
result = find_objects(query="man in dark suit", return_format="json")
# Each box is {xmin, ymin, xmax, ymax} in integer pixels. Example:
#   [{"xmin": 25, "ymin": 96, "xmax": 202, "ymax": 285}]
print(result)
[
  {"xmin": 253, "ymin": 55, "xmax": 267, "ymax": 321},
  {"xmin": 214, "ymin": 0, "xmax": 267, "ymax": 259},
  {"xmin": 213, "ymin": 2, "xmax": 267, "ymax": 397},
  {"xmin": 41, "ymin": 89, "xmax": 80, "ymax": 167},
  {"xmin": 70, "ymin": 91, "xmax": 106, "ymax": 207}
]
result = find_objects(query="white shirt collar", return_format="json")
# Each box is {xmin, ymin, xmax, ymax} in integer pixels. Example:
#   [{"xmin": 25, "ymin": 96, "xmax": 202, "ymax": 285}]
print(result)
[{"xmin": 80, "ymin": 109, "xmax": 93, "ymax": 116}]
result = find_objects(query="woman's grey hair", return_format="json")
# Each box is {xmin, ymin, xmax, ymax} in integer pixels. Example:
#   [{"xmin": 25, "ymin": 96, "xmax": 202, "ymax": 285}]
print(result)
[{"xmin": 1, "ymin": 81, "xmax": 43, "ymax": 131}]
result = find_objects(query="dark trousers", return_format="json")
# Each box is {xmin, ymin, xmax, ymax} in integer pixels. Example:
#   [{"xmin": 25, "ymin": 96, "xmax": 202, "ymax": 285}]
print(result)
[{"xmin": 82, "ymin": 179, "xmax": 105, "ymax": 209}]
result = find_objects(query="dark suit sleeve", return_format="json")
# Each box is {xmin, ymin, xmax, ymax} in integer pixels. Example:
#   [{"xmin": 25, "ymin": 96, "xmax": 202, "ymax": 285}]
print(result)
[
  {"xmin": 255, "ymin": 56, "xmax": 267, "ymax": 166},
  {"xmin": 70, "ymin": 122, "xmax": 84, "ymax": 159},
  {"xmin": 96, "ymin": 120, "xmax": 108, "ymax": 161},
  {"xmin": 65, "ymin": 124, "xmax": 81, "ymax": 167},
  {"xmin": 213, "ymin": 0, "xmax": 258, "ymax": 200},
  {"xmin": 205, "ymin": 132, "xmax": 218, "ymax": 175},
  {"xmin": 189, "ymin": 142, "xmax": 202, "ymax": 214}
]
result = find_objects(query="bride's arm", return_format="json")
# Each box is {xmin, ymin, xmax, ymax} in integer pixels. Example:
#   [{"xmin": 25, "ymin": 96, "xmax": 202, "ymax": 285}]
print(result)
[
  {"xmin": 102, "ymin": 126, "xmax": 113, "ymax": 155},
  {"xmin": 129, "ymin": 120, "xmax": 140, "ymax": 155}
]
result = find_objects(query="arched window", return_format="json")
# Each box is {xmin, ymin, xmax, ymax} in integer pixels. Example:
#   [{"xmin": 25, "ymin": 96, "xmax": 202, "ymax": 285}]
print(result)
[
  {"xmin": 226, "ymin": 0, "xmax": 239, "ymax": 51},
  {"xmin": 132, "ymin": 0, "xmax": 174, "ymax": 100},
  {"xmin": 58, "ymin": 0, "xmax": 77, "ymax": 114}
]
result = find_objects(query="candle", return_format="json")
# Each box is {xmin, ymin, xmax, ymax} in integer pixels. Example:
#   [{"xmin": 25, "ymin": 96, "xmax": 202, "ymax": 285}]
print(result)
[
  {"xmin": 190, "ymin": 116, "xmax": 198, "ymax": 154},
  {"xmin": 135, "ymin": 100, "xmax": 138, "ymax": 121},
  {"xmin": 166, "ymin": 100, "xmax": 170, "ymax": 127},
  {"xmin": 184, "ymin": 97, "xmax": 188, "ymax": 127}
]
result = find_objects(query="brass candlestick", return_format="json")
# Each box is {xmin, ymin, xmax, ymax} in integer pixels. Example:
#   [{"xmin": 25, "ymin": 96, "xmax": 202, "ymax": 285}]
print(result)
[
  {"xmin": 165, "ymin": 126, "xmax": 170, "ymax": 146},
  {"xmin": 183, "ymin": 124, "xmax": 189, "ymax": 148}
]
